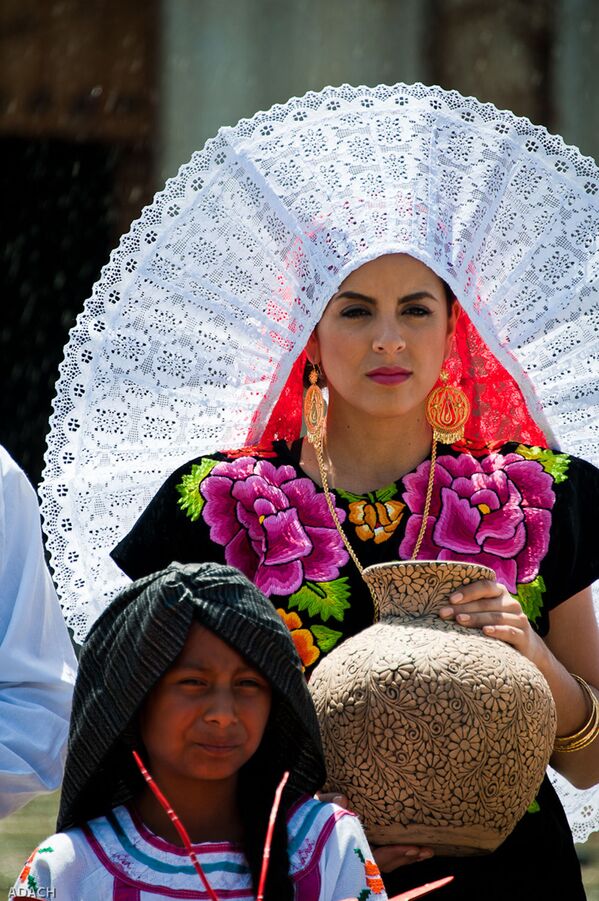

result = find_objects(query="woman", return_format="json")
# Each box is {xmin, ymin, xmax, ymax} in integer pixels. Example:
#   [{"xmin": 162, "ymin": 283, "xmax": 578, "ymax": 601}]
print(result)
[{"xmin": 41, "ymin": 84, "xmax": 599, "ymax": 899}]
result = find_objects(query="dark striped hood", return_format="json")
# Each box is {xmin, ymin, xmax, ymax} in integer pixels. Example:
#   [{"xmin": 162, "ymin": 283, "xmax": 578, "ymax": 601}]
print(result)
[{"xmin": 57, "ymin": 561, "xmax": 325, "ymax": 831}]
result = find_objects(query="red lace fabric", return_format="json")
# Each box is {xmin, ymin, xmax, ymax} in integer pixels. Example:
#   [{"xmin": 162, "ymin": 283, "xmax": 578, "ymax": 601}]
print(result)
[{"xmin": 254, "ymin": 313, "xmax": 547, "ymax": 451}]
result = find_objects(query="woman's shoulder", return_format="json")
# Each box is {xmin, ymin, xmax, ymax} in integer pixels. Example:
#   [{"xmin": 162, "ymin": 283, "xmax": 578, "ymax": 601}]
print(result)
[
  {"xmin": 10, "ymin": 827, "xmax": 102, "ymax": 898},
  {"xmin": 447, "ymin": 439, "xmax": 598, "ymax": 487},
  {"xmin": 177, "ymin": 440, "xmax": 300, "ymax": 475},
  {"xmin": 168, "ymin": 440, "xmax": 302, "ymax": 502},
  {"xmin": 111, "ymin": 440, "xmax": 303, "ymax": 579}
]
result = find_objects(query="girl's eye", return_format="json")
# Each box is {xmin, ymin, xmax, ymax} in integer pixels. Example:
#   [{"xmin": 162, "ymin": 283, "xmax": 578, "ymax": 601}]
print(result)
[
  {"xmin": 237, "ymin": 678, "xmax": 267, "ymax": 690},
  {"xmin": 179, "ymin": 677, "xmax": 207, "ymax": 687}
]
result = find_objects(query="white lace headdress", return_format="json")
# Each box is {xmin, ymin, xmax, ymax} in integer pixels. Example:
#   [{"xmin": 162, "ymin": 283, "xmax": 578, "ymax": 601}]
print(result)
[{"xmin": 41, "ymin": 82, "xmax": 599, "ymax": 838}]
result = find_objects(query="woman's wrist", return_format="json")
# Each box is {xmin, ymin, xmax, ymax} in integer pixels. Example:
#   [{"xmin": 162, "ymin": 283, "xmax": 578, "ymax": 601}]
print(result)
[{"xmin": 554, "ymin": 675, "xmax": 599, "ymax": 753}]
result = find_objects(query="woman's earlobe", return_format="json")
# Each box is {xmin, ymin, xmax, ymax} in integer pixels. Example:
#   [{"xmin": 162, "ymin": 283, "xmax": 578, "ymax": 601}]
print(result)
[
  {"xmin": 445, "ymin": 303, "xmax": 460, "ymax": 352},
  {"xmin": 305, "ymin": 331, "xmax": 320, "ymax": 364}
]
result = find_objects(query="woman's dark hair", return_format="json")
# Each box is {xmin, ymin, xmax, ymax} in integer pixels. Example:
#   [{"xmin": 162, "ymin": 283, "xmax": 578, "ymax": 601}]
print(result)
[{"xmin": 442, "ymin": 279, "xmax": 457, "ymax": 312}]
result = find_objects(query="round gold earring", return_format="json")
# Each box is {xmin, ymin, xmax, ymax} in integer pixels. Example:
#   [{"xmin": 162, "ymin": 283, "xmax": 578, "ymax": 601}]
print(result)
[{"xmin": 425, "ymin": 369, "xmax": 470, "ymax": 444}]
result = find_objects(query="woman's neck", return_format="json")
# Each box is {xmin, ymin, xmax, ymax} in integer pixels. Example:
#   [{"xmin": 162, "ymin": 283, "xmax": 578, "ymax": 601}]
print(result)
[
  {"xmin": 301, "ymin": 404, "xmax": 433, "ymax": 494},
  {"xmin": 135, "ymin": 777, "xmax": 243, "ymax": 845}
]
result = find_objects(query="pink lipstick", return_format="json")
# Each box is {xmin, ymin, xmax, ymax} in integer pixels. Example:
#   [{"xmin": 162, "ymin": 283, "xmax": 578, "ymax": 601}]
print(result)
[{"xmin": 366, "ymin": 367, "xmax": 411, "ymax": 385}]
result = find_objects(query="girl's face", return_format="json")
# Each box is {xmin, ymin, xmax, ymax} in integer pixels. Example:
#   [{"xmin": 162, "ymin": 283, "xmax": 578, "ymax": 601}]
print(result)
[
  {"xmin": 306, "ymin": 253, "xmax": 458, "ymax": 423},
  {"xmin": 139, "ymin": 623, "xmax": 272, "ymax": 793}
]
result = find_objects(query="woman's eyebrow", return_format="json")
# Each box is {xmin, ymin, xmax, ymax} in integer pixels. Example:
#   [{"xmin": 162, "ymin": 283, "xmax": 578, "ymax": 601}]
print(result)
[
  {"xmin": 333, "ymin": 289, "xmax": 440, "ymax": 303},
  {"xmin": 400, "ymin": 290, "xmax": 440, "ymax": 303},
  {"xmin": 333, "ymin": 290, "xmax": 376, "ymax": 303}
]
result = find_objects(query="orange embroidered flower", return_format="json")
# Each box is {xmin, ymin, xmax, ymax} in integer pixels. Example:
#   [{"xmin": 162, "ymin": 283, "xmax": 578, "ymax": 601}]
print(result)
[
  {"xmin": 364, "ymin": 858, "xmax": 385, "ymax": 893},
  {"xmin": 349, "ymin": 499, "xmax": 405, "ymax": 543},
  {"xmin": 18, "ymin": 849, "xmax": 36, "ymax": 884},
  {"xmin": 290, "ymin": 628, "xmax": 320, "ymax": 670},
  {"xmin": 276, "ymin": 609, "xmax": 320, "ymax": 670},
  {"xmin": 276, "ymin": 608, "xmax": 302, "ymax": 631}
]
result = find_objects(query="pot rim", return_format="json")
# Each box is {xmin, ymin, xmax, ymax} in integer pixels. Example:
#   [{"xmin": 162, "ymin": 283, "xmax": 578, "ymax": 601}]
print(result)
[{"xmin": 362, "ymin": 560, "xmax": 497, "ymax": 580}]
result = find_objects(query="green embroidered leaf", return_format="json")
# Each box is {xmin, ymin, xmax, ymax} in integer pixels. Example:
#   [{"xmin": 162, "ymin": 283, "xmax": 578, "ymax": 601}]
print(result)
[
  {"xmin": 37, "ymin": 846, "xmax": 54, "ymax": 854},
  {"xmin": 336, "ymin": 484, "xmax": 399, "ymax": 505},
  {"xmin": 527, "ymin": 798, "xmax": 541, "ymax": 814},
  {"xmin": 354, "ymin": 846, "xmax": 366, "ymax": 864},
  {"xmin": 374, "ymin": 484, "xmax": 399, "ymax": 504},
  {"xmin": 288, "ymin": 579, "xmax": 351, "ymax": 622},
  {"xmin": 312, "ymin": 624, "xmax": 343, "ymax": 652},
  {"xmin": 27, "ymin": 874, "xmax": 39, "ymax": 893},
  {"xmin": 357, "ymin": 891, "xmax": 371, "ymax": 901},
  {"xmin": 515, "ymin": 445, "xmax": 570, "ymax": 483},
  {"xmin": 513, "ymin": 576, "xmax": 546, "ymax": 625},
  {"xmin": 337, "ymin": 487, "xmax": 367, "ymax": 504},
  {"xmin": 176, "ymin": 459, "xmax": 219, "ymax": 521}
]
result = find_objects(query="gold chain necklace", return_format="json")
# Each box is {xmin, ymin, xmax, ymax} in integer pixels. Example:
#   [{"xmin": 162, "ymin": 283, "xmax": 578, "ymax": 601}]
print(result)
[{"xmin": 311, "ymin": 433, "xmax": 438, "ymax": 621}]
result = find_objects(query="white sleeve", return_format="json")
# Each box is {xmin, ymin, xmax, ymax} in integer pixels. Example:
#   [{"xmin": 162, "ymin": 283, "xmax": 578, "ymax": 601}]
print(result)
[
  {"xmin": 318, "ymin": 811, "xmax": 388, "ymax": 901},
  {"xmin": 9, "ymin": 830, "xmax": 105, "ymax": 899},
  {"xmin": 0, "ymin": 447, "xmax": 77, "ymax": 818}
]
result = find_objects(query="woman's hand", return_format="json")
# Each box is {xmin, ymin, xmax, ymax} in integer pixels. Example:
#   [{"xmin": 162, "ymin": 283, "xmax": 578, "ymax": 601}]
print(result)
[
  {"xmin": 316, "ymin": 792, "xmax": 433, "ymax": 869},
  {"xmin": 438, "ymin": 579, "xmax": 547, "ymax": 668},
  {"xmin": 372, "ymin": 843, "xmax": 434, "ymax": 871}
]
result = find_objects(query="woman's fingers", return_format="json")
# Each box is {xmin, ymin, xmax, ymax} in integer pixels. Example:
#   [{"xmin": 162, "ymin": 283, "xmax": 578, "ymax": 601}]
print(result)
[
  {"xmin": 373, "ymin": 844, "xmax": 434, "ymax": 872},
  {"xmin": 437, "ymin": 579, "xmax": 546, "ymax": 663},
  {"xmin": 315, "ymin": 790, "xmax": 349, "ymax": 808},
  {"xmin": 449, "ymin": 579, "xmax": 504, "ymax": 603},
  {"xmin": 439, "ymin": 580, "xmax": 522, "ymax": 624}
]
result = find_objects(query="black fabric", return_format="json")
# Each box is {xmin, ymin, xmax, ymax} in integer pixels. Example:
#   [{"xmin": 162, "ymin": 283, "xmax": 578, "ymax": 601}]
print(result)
[
  {"xmin": 111, "ymin": 440, "xmax": 599, "ymax": 900},
  {"xmin": 57, "ymin": 561, "xmax": 325, "ymax": 833},
  {"xmin": 112, "ymin": 440, "xmax": 599, "ymax": 648},
  {"xmin": 383, "ymin": 777, "xmax": 586, "ymax": 901}
]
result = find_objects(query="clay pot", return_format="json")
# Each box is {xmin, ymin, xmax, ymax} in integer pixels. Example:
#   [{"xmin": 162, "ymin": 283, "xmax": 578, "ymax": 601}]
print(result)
[{"xmin": 309, "ymin": 560, "xmax": 557, "ymax": 855}]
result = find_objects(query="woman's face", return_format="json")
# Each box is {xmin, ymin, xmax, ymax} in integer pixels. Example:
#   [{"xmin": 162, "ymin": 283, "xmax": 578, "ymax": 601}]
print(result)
[
  {"xmin": 306, "ymin": 254, "xmax": 458, "ymax": 423},
  {"xmin": 139, "ymin": 623, "xmax": 272, "ymax": 794}
]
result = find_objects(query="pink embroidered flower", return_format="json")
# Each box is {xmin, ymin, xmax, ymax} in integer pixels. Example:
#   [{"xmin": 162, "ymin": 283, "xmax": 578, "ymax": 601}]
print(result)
[
  {"xmin": 399, "ymin": 452, "xmax": 555, "ymax": 592},
  {"xmin": 202, "ymin": 457, "xmax": 349, "ymax": 596}
]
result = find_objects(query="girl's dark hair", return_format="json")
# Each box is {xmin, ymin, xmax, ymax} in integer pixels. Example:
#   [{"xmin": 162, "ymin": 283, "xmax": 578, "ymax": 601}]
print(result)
[{"xmin": 238, "ymin": 699, "xmax": 295, "ymax": 901}]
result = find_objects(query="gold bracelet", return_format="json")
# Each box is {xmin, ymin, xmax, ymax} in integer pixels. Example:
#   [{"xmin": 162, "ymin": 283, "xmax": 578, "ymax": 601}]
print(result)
[{"xmin": 554, "ymin": 674, "xmax": 599, "ymax": 753}]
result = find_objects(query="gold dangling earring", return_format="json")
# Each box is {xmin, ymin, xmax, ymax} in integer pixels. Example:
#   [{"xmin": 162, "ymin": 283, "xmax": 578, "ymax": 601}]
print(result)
[
  {"xmin": 304, "ymin": 363, "xmax": 327, "ymax": 449},
  {"xmin": 425, "ymin": 368, "xmax": 471, "ymax": 444}
]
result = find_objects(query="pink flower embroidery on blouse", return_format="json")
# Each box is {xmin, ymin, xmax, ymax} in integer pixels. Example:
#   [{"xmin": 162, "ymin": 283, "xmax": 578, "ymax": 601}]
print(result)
[
  {"xmin": 201, "ymin": 457, "xmax": 349, "ymax": 596},
  {"xmin": 399, "ymin": 452, "xmax": 555, "ymax": 593}
]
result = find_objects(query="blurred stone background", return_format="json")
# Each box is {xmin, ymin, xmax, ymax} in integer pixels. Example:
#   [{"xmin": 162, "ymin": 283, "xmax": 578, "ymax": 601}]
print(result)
[{"xmin": 2, "ymin": 0, "xmax": 599, "ymax": 485}]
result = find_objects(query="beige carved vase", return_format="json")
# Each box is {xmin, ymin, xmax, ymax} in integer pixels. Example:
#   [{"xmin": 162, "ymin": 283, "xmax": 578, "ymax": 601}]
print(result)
[{"xmin": 309, "ymin": 560, "xmax": 557, "ymax": 856}]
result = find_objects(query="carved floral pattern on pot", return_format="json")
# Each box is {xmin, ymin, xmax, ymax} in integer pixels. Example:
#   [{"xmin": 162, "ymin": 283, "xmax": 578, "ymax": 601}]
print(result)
[{"xmin": 309, "ymin": 560, "xmax": 557, "ymax": 855}]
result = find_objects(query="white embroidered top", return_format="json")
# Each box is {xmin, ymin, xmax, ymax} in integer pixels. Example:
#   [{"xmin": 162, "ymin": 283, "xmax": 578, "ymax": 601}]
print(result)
[{"xmin": 11, "ymin": 797, "xmax": 388, "ymax": 901}]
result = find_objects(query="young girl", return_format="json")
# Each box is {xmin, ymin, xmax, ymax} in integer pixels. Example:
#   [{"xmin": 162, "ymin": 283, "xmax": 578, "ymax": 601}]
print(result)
[{"xmin": 10, "ymin": 561, "xmax": 392, "ymax": 901}]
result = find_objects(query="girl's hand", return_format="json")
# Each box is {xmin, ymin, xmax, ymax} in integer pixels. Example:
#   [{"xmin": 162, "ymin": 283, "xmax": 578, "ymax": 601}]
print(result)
[
  {"xmin": 316, "ymin": 792, "xmax": 433, "ymax": 869},
  {"xmin": 438, "ymin": 579, "xmax": 546, "ymax": 667}
]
